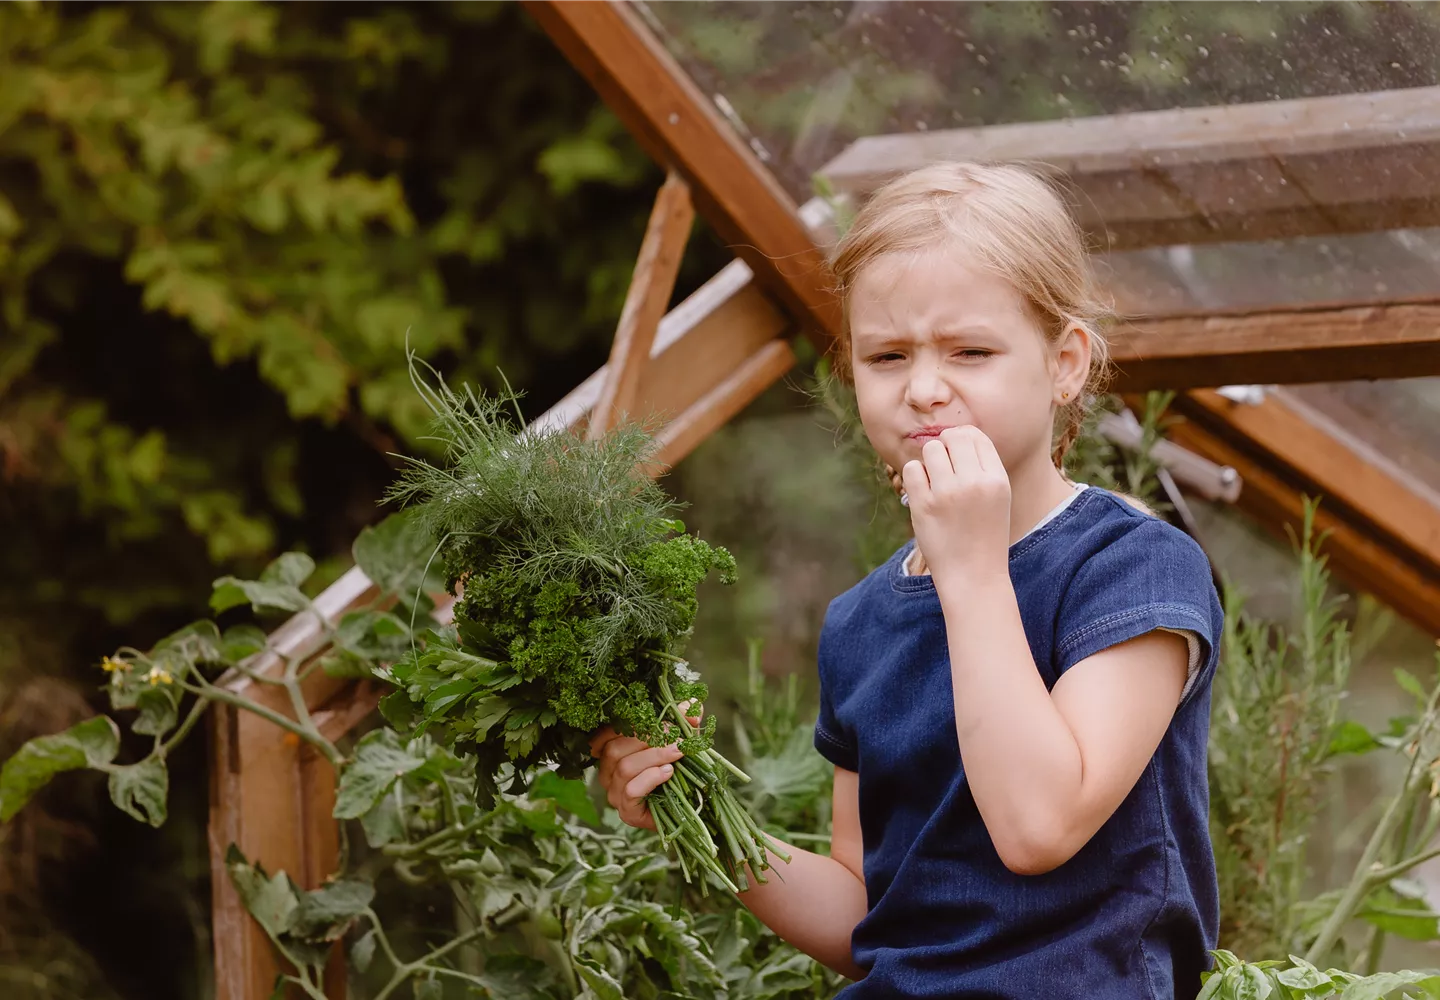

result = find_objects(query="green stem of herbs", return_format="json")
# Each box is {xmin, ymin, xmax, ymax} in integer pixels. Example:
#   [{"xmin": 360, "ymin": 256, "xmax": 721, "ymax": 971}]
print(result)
[
  {"xmin": 419, "ymin": 966, "xmax": 501, "ymax": 989},
  {"xmin": 644, "ymin": 653, "xmax": 793, "ymax": 891},
  {"xmin": 393, "ymin": 859, "xmax": 430, "ymax": 886},
  {"xmin": 1362, "ymin": 924, "xmax": 1388, "ymax": 976},
  {"xmin": 229, "ymin": 657, "xmax": 289, "ymax": 686},
  {"xmin": 654, "ymin": 667, "xmax": 751, "ymax": 783},
  {"xmin": 705, "ymin": 749, "xmax": 752, "ymax": 783},
  {"xmin": 281, "ymin": 655, "xmax": 316, "ymax": 729},
  {"xmin": 1416, "ymin": 799, "xmax": 1440, "ymax": 858},
  {"xmin": 261, "ymin": 934, "xmax": 325, "ymax": 998},
  {"xmin": 1305, "ymin": 685, "xmax": 1440, "ymax": 964},
  {"xmin": 296, "ymin": 659, "xmax": 326, "ymax": 684},
  {"xmin": 1368, "ymin": 841, "xmax": 1440, "ymax": 884},
  {"xmin": 1304, "ymin": 770, "xmax": 1414, "ymax": 964}
]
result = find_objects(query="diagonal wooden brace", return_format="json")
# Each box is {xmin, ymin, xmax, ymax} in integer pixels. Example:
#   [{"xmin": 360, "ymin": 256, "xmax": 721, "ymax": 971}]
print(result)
[
  {"xmin": 1151, "ymin": 389, "xmax": 1440, "ymax": 636},
  {"xmin": 588, "ymin": 171, "xmax": 695, "ymax": 440}
]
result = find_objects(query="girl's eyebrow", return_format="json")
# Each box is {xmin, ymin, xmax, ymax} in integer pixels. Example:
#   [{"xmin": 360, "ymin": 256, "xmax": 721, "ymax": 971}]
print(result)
[
  {"xmin": 930, "ymin": 324, "xmax": 1004, "ymax": 340},
  {"xmin": 853, "ymin": 325, "xmax": 1003, "ymax": 346}
]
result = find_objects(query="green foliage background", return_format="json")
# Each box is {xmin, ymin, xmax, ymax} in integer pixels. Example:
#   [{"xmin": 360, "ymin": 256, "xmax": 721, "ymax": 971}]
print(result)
[
  {"xmin": 0, "ymin": 3, "xmax": 732, "ymax": 997},
  {"xmin": 8, "ymin": 2, "xmax": 1440, "ymax": 998}
]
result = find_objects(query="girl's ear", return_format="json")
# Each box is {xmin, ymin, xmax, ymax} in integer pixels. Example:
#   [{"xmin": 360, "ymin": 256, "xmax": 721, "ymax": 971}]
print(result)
[{"xmin": 1051, "ymin": 322, "xmax": 1092, "ymax": 405}]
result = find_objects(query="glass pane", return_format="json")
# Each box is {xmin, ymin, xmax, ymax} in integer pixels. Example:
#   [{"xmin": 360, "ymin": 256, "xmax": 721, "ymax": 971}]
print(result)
[
  {"xmin": 1103, "ymin": 227, "xmax": 1440, "ymax": 316},
  {"xmin": 1281, "ymin": 378, "xmax": 1440, "ymax": 499},
  {"xmin": 641, "ymin": 1, "xmax": 1440, "ymax": 201}
]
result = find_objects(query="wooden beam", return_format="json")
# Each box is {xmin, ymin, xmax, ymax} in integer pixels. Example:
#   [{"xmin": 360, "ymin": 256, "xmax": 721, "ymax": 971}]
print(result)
[
  {"xmin": 1185, "ymin": 389, "xmax": 1440, "ymax": 568},
  {"xmin": 209, "ymin": 568, "xmax": 379, "ymax": 1000},
  {"xmin": 590, "ymin": 171, "xmax": 695, "ymax": 439},
  {"xmin": 523, "ymin": 0, "xmax": 841, "ymax": 350},
  {"xmin": 531, "ymin": 258, "xmax": 791, "ymax": 439},
  {"xmin": 1109, "ymin": 303, "xmax": 1440, "ymax": 391},
  {"xmin": 1158, "ymin": 390, "xmax": 1440, "ymax": 637},
  {"xmin": 649, "ymin": 338, "xmax": 796, "ymax": 473},
  {"xmin": 1285, "ymin": 381, "xmax": 1440, "ymax": 498},
  {"xmin": 820, "ymin": 84, "xmax": 1440, "ymax": 250}
]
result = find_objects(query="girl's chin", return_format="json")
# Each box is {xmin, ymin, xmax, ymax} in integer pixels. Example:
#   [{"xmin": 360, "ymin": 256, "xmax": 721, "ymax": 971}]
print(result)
[
  {"xmin": 885, "ymin": 445, "xmax": 925, "ymax": 472},
  {"xmin": 896, "ymin": 436, "xmax": 938, "ymax": 456}
]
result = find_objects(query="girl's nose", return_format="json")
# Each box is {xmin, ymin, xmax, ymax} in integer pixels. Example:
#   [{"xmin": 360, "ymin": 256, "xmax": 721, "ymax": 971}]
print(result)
[{"xmin": 905, "ymin": 363, "xmax": 953, "ymax": 411}]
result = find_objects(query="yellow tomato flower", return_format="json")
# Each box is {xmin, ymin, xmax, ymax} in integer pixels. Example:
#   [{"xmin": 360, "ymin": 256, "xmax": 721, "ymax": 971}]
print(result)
[
  {"xmin": 101, "ymin": 656, "xmax": 131, "ymax": 674},
  {"xmin": 144, "ymin": 666, "xmax": 174, "ymax": 686}
]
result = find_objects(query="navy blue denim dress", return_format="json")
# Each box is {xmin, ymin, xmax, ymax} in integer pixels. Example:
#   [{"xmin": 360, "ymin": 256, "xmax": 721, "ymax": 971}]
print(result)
[{"xmin": 814, "ymin": 488, "xmax": 1222, "ymax": 999}]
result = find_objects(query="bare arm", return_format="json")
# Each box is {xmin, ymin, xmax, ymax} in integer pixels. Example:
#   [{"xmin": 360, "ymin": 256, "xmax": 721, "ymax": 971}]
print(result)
[
  {"xmin": 591, "ymin": 726, "xmax": 868, "ymax": 979},
  {"xmin": 939, "ymin": 583, "xmax": 1187, "ymax": 874},
  {"xmin": 903, "ymin": 427, "xmax": 1189, "ymax": 875},
  {"xmin": 736, "ymin": 766, "xmax": 868, "ymax": 979}
]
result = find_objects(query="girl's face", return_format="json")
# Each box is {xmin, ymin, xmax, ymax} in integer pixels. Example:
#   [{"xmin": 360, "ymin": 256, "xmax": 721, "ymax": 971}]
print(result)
[{"xmin": 847, "ymin": 244, "xmax": 1088, "ymax": 483}]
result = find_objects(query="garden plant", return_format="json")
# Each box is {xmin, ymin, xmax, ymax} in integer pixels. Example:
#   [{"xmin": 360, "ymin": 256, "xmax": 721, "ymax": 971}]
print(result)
[{"xmin": 5, "ymin": 374, "xmax": 1440, "ymax": 998}]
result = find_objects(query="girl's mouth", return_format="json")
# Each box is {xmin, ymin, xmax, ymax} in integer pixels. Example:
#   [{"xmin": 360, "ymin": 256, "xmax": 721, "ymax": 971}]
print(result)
[{"xmin": 907, "ymin": 425, "xmax": 954, "ymax": 443}]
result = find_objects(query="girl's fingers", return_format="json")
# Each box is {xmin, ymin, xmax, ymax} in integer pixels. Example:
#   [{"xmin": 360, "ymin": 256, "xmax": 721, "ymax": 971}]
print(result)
[
  {"xmin": 596, "ymin": 734, "xmax": 648, "ymax": 785},
  {"xmin": 901, "ymin": 459, "xmax": 930, "ymax": 506},
  {"xmin": 623, "ymin": 763, "xmax": 675, "ymax": 804},
  {"xmin": 600, "ymin": 734, "xmax": 647, "ymax": 761},
  {"xmin": 921, "ymin": 438, "xmax": 954, "ymax": 484},
  {"xmin": 620, "ymin": 805, "xmax": 656, "ymax": 831},
  {"xmin": 614, "ymin": 744, "xmax": 683, "ymax": 784},
  {"xmin": 970, "ymin": 428, "xmax": 1004, "ymax": 475},
  {"xmin": 588, "ymin": 725, "xmax": 619, "ymax": 758},
  {"xmin": 940, "ymin": 426, "xmax": 982, "ymax": 478}
]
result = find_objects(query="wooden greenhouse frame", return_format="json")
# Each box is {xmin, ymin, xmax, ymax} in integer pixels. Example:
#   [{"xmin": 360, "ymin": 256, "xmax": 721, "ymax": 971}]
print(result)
[{"xmin": 210, "ymin": 3, "xmax": 1440, "ymax": 997}]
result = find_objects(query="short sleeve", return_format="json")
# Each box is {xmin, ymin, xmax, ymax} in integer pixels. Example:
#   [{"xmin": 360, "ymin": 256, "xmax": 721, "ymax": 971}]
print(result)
[
  {"xmin": 814, "ymin": 679, "xmax": 858, "ymax": 771},
  {"xmin": 1054, "ymin": 519, "xmax": 1220, "ymax": 705},
  {"xmin": 813, "ymin": 612, "xmax": 859, "ymax": 771}
]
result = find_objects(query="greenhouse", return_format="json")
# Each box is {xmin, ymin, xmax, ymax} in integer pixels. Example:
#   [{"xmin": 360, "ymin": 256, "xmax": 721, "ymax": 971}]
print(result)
[{"xmin": 3, "ymin": 3, "xmax": 1440, "ymax": 1000}]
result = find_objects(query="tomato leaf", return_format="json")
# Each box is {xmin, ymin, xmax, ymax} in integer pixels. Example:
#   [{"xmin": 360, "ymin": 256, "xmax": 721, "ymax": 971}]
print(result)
[
  {"xmin": 0, "ymin": 716, "xmax": 120, "ymax": 821},
  {"xmin": 333, "ymin": 730, "xmax": 425, "ymax": 820},
  {"xmin": 108, "ymin": 757, "xmax": 169, "ymax": 827},
  {"xmin": 530, "ymin": 771, "xmax": 600, "ymax": 826}
]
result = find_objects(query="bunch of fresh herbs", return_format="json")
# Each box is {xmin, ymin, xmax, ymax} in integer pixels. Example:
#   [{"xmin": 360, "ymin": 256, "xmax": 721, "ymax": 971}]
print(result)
[{"xmin": 373, "ymin": 354, "xmax": 788, "ymax": 892}]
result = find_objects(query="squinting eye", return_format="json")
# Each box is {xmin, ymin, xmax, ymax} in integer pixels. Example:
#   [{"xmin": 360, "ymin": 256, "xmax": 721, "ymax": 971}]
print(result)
[
  {"xmin": 870, "ymin": 353, "xmax": 903, "ymax": 364},
  {"xmin": 955, "ymin": 349, "xmax": 992, "ymax": 359}
]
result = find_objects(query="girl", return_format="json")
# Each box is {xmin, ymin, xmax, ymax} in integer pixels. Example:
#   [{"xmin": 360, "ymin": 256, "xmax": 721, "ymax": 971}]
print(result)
[{"xmin": 590, "ymin": 162, "xmax": 1222, "ymax": 999}]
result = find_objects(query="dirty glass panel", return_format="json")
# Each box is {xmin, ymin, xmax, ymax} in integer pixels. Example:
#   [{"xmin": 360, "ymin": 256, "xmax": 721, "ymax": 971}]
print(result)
[
  {"xmin": 1101, "ymin": 226, "xmax": 1440, "ymax": 316},
  {"xmin": 638, "ymin": 1, "xmax": 1440, "ymax": 204},
  {"xmin": 1280, "ymin": 379, "xmax": 1440, "ymax": 499}
]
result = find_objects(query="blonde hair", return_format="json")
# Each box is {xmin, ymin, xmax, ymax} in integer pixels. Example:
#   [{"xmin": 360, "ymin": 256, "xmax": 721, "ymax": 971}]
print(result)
[{"xmin": 828, "ymin": 161, "xmax": 1111, "ymax": 468}]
